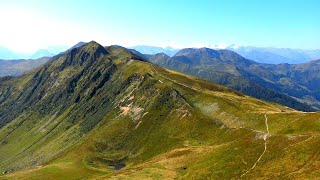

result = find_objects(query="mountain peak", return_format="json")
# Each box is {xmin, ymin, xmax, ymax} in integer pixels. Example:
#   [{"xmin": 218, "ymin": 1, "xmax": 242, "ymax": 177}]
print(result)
[
  {"xmin": 67, "ymin": 41, "xmax": 107, "ymax": 54},
  {"xmin": 62, "ymin": 41, "xmax": 105, "ymax": 56},
  {"xmin": 155, "ymin": 52, "xmax": 169, "ymax": 57},
  {"xmin": 174, "ymin": 47, "xmax": 219, "ymax": 58},
  {"xmin": 87, "ymin": 40, "xmax": 99, "ymax": 45},
  {"xmin": 58, "ymin": 41, "xmax": 109, "ymax": 67},
  {"xmin": 174, "ymin": 47, "xmax": 250, "ymax": 64},
  {"xmin": 73, "ymin": 41, "xmax": 108, "ymax": 57}
]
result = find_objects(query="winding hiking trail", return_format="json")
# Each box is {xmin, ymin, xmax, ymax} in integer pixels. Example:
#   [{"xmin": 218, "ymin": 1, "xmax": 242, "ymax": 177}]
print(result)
[
  {"xmin": 150, "ymin": 66, "xmax": 274, "ymax": 178},
  {"xmin": 240, "ymin": 114, "xmax": 270, "ymax": 178}
]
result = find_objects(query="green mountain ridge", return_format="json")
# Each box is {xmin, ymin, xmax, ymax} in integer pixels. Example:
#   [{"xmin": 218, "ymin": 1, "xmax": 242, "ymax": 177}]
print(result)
[
  {"xmin": 2, "ymin": 45, "xmax": 318, "ymax": 112},
  {"xmin": 147, "ymin": 48, "xmax": 319, "ymax": 111},
  {"xmin": 0, "ymin": 41, "xmax": 319, "ymax": 179}
]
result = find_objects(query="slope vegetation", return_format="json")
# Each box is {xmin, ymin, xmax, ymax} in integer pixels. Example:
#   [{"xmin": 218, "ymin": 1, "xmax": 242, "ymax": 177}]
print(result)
[
  {"xmin": 0, "ymin": 42, "xmax": 319, "ymax": 179},
  {"xmin": 147, "ymin": 48, "xmax": 318, "ymax": 111}
]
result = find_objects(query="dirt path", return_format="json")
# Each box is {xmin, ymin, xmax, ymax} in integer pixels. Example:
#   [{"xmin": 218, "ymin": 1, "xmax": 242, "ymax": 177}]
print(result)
[{"xmin": 240, "ymin": 114, "xmax": 270, "ymax": 178}]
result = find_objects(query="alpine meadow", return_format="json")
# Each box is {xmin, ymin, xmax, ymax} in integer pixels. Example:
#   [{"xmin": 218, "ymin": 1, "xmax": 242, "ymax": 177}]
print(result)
[{"xmin": 0, "ymin": 0, "xmax": 320, "ymax": 179}]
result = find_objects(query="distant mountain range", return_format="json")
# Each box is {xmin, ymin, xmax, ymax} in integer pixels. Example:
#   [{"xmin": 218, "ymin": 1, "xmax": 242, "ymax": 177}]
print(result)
[
  {"xmin": 0, "ymin": 42, "xmax": 87, "ymax": 77},
  {"xmin": 0, "ymin": 58, "xmax": 50, "ymax": 77},
  {"xmin": 128, "ymin": 45, "xmax": 179, "ymax": 56},
  {"xmin": 146, "ymin": 48, "xmax": 320, "ymax": 111},
  {"xmin": 128, "ymin": 45, "xmax": 320, "ymax": 64},
  {"xmin": 2, "ymin": 44, "xmax": 320, "ymax": 64},
  {"xmin": 227, "ymin": 45, "xmax": 320, "ymax": 64},
  {"xmin": 1, "ymin": 41, "xmax": 320, "ymax": 179},
  {"xmin": 0, "ymin": 45, "xmax": 68, "ymax": 60},
  {"xmin": 2, "ymin": 42, "xmax": 320, "ymax": 111}
]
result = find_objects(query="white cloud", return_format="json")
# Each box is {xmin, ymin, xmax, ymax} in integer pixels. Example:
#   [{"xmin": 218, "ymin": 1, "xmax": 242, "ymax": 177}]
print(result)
[{"xmin": 0, "ymin": 7, "xmax": 97, "ymax": 53}]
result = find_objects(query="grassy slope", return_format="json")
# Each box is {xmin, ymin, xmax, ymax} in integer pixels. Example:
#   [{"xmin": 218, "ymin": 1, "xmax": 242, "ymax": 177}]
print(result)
[
  {"xmin": 1, "ymin": 45, "xmax": 320, "ymax": 179},
  {"xmin": 147, "ymin": 50, "xmax": 316, "ymax": 112}
]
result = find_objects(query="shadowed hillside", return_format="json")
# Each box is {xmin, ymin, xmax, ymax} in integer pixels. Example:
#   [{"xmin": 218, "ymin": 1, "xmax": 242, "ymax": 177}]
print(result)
[{"xmin": 147, "ymin": 48, "xmax": 318, "ymax": 111}]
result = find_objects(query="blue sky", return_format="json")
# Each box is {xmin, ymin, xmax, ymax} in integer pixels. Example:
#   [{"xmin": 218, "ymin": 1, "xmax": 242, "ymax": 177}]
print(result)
[{"xmin": 0, "ymin": 0, "xmax": 319, "ymax": 52}]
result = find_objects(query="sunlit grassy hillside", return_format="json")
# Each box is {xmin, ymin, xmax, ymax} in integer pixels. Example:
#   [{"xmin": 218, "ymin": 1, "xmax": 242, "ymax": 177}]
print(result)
[{"xmin": 0, "ymin": 42, "xmax": 319, "ymax": 179}]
